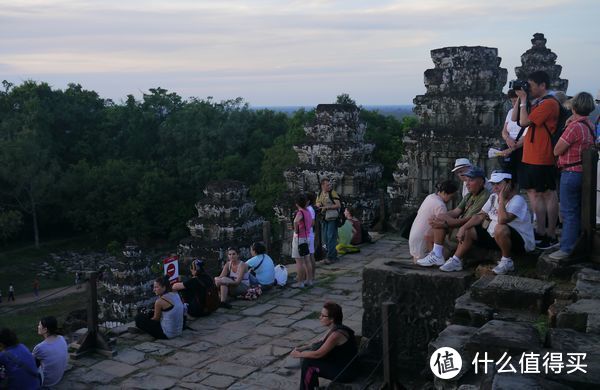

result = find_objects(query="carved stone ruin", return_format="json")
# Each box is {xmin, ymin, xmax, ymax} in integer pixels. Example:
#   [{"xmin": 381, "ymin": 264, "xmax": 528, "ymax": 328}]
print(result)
[
  {"xmin": 515, "ymin": 33, "xmax": 568, "ymax": 93},
  {"xmin": 275, "ymin": 104, "xmax": 383, "ymax": 256},
  {"xmin": 179, "ymin": 180, "xmax": 264, "ymax": 276},
  {"xmin": 388, "ymin": 46, "xmax": 507, "ymax": 227}
]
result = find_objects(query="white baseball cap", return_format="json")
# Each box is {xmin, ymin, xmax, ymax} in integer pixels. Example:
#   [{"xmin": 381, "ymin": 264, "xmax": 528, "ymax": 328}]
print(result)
[
  {"xmin": 489, "ymin": 171, "xmax": 512, "ymax": 183},
  {"xmin": 451, "ymin": 158, "xmax": 472, "ymax": 172}
]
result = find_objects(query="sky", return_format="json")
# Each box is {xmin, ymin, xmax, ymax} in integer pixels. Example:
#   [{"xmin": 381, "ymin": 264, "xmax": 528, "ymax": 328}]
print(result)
[{"xmin": 1, "ymin": 0, "xmax": 598, "ymax": 106}]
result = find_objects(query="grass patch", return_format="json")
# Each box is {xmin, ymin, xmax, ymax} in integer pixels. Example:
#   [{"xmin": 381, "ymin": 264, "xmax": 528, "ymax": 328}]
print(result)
[
  {"xmin": 0, "ymin": 292, "xmax": 88, "ymax": 349},
  {"xmin": 534, "ymin": 315, "xmax": 550, "ymax": 342}
]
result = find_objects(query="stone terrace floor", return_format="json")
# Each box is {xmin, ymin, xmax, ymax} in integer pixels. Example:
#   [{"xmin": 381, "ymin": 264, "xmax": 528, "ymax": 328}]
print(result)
[{"xmin": 58, "ymin": 234, "xmax": 405, "ymax": 390}]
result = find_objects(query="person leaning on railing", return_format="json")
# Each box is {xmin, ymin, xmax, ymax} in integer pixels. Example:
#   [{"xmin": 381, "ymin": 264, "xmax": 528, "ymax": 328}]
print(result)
[
  {"xmin": 550, "ymin": 92, "xmax": 597, "ymax": 260},
  {"xmin": 290, "ymin": 301, "xmax": 358, "ymax": 390}
]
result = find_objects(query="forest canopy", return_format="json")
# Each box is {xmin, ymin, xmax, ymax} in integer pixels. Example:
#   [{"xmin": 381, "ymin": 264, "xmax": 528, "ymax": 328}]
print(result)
[{"xmin": 0, "ymin": 81, "xmax": 414, "ymax": 247}]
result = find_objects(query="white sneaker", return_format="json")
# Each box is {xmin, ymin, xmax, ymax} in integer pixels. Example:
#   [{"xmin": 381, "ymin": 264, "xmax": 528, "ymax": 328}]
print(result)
[
  {"xmin": 548, "ymin": 250, "xmax": 570, "ymax": 260},
  {"xmin": 440, "ymin": 257, "xmax": 463, "ymax": 272},
  {"xmin": 417, "ymin": 252, "xmax": 445, "ymax": 267},
  {"xmin": 493, "ymin": 259, "xmax": 514, "ymax": 275}
]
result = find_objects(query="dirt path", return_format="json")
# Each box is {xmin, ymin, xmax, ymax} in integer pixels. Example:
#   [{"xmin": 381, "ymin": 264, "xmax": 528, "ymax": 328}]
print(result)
[{"xmin": 0, "ymin": 284, "xmax": 85, "ymax": 309}]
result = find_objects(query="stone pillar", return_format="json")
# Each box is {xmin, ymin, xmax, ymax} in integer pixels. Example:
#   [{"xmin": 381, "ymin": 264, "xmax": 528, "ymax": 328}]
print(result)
[
  {"xmin": 387, "ymin": 46, "xmax": 508, "ymax": 228},
  {"xmin": 515, "ymin": 33, "xmax": 568, "ymax": 93},
  {"xmin": 179, "ymin": 180, "xmax": 265, "ymax": 276}
]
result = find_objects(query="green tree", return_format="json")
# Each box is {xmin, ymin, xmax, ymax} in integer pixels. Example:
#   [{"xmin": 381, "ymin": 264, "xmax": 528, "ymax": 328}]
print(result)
[{"xmin": 0, "ymin": 209, "xmax": 23, "ymax": 242}]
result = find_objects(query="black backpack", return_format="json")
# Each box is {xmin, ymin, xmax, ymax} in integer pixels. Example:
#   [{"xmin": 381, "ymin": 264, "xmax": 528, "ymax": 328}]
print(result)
[
  {"xmin": 539, "ymin": 95, "xmax": 572, "ymax": 146},
  {"xmin": 327, "ymin": 191, "xmax": 346, "ymax": 228}
]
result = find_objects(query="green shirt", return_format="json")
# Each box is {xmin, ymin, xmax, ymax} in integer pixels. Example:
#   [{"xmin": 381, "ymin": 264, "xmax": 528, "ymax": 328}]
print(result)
[{"xmin": 457, "ymin": 188, "xmax": 490, "ymax": 218}]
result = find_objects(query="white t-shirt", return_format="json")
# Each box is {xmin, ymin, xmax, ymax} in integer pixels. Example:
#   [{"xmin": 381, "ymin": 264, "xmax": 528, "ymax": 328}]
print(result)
[
  {"xmin": 481, "ymin": 193, "xmax": 535, "ymax": 252},
  {"xmin": 409, "ymin": 193, "xmax": 448, "ymax": 259},
  {"xmin": 505, "ymin": 109, "xmax": 528, "ymax": 140}
]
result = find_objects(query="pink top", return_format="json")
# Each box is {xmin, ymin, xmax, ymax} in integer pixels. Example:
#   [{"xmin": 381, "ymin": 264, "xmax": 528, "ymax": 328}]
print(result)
[
  {"xmin": 558, "ymin": 117, "xmax": 595, "ymax": 172},
  {"xmin": 295, "ymin": 209, "xmax": 312, "ymax": 239}
]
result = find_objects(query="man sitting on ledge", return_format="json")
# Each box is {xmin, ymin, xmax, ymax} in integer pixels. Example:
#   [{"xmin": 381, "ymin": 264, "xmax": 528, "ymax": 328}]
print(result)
[
  {"xmin": 417, "ymin": 166, "xmax": 490, "ymax": 269},
  {"xmin": 437, "ymin": 171, "xmax": 535, "ymax": 274}
]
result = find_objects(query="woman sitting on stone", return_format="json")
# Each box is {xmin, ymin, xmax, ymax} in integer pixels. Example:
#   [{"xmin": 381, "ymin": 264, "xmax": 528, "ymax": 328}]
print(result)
[
  {"xmin": 214, "ymin": 247, "xmax": 250, "ymax": 309},
  {"xmin": 409, "ymin": 180, "xmax": 458, "ymax": 262},
  {"xmin": 245, "ymin": 242, "xmax": 275, "ymax": 290},
  {"xmin": 32, "ymin": 316, "xmax": 68, "ymax": 388},
  {"xmin": 0, "ymin": 328, "xmax": 40, "ymax": 389},
  {"xmin": 172, "ymin": 259, "xmax": 218, "ymax": 317},
  {"xmin": 336, "ymin": 208, "xmax": 361, "ymax": 255},
  {"xmin": 135, "ymin": 276, "xmax": 184, "ymax": 339},
  {"xmin": 291, "ymin": 301, "xmax": 358, "ymax": 390}
]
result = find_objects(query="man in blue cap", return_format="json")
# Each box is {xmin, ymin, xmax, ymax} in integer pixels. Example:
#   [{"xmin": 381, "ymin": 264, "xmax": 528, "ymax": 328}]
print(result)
[{"xmin": 417, "ymin": 166, "xmax": 490, "ymax": 269}]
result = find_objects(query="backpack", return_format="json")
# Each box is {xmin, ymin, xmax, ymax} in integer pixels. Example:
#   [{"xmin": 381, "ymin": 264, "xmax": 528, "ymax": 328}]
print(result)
[
  {"xmin": 538, "ymin": 95, "xmax": 572, "ymax": 147},
  {"xmin": 191, "ymin": 275, "xmax": 219, "ymax": 316},
  {"xmin": 322, "ymin": 190, "xmax": 346, "ymax": 228}
]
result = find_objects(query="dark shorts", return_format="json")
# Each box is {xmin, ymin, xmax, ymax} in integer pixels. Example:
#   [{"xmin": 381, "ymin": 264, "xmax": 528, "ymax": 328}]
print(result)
[
  {"xmin": 519, "ymin": 163, "xmax": 556, "ymax": 192},
  {"xmin": 474, "ymin": 225, "xmax": 526, "ymax": 253}
]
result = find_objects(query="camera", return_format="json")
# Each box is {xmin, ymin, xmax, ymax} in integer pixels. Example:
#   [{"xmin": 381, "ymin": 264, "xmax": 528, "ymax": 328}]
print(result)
[{"xmin": 509, "ymin": 79, "xmax": 529, "ymax": 93}]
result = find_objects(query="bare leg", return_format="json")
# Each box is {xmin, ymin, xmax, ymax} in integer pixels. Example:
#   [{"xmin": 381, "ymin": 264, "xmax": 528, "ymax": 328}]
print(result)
[
  {"xmin": 432, "ymin": 227, "xmax": 447, "ymax": 245},
  {"xmin": 494, "ymin": 224, "xmax": 512, "ymax": 258},
  {"xmin": 303, "ymin": 257, "xmax": 313, "ymax": 283},
  {"xmin": 544, "ymin": 190, "xmax": 559, "ymax": 238},
  {"xmin": 295, "ymin": 258, "xmax": 305, "ymax": 283},
  {"xmin": 310, "ymin": 254, "xmax": 316, "ymax": 280},
  {"xmin": 454, "ymin": 227, "xmax": 476, "ymax": 259},
  {"xmin": 532, "ymin": 191, "xmax": 547, "ymax": 236}
]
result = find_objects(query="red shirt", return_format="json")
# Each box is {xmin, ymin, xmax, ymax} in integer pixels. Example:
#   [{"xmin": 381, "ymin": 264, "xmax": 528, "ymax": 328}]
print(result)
[
  {"xmin": 557, "ymin": 117, "xmax": 595, "ymax": 172},
  {"xmin": 522, "ymin": 97, "xmax": 559, "ymax": 166}
]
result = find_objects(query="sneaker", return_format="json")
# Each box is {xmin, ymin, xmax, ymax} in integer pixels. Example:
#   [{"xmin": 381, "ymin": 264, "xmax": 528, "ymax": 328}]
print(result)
[
  {"xmin": 537, "ymin": 236, "xmax": 559, "ymax": 250},
  {"xmin": 534, "ymin": 231, "xmax": 544, "ymax": 244},
  {"xmin": 219, "ymin": 301, "xmax": 232, "ymax": 309},
  {"xmin": 417, "ymin": 252, "xmax": 445, "ymax": 267},
  {"xmin": 492, "ymin": 259, "xmax": 514, "ymax": 275},
  {"xmin": 549, "ymin": 250, "xmax": 570, "ymax": 260},
  {"xmin": 439, "ymin": 257, "xmax": 463, "ymax": 272}
]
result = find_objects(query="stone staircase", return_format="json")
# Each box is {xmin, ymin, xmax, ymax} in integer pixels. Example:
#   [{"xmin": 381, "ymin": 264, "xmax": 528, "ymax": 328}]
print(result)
[{"xmin": 429, "ymin": 269, "xmax": 600, "ymax": 389}]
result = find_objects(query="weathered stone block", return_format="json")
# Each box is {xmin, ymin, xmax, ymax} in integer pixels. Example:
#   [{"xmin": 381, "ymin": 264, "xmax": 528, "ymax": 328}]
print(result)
[
  {"xmin": 362, "ymin": 257, "xmax": 473, "ymax": 371},
  {"xmin": 465, "ymin": 320, "xmax": 541, "ymax": 361},
  {"xmin": 470, "ymin": 275, "xmax": 554, "ymax": 313},
  {"xmin": 492, "ymin": 373, "xmax": 573, "ymax": 390},
  {"xmin": 453, "ymin": 292, "xmax": 494, "ymax": 327},
  {"xmin": 556, "ymin": 299, "xmax": 600, "ymax": 334},
  {"xmin": 429, "ymin": 324, "xmax": 478, "ymax": 382}
]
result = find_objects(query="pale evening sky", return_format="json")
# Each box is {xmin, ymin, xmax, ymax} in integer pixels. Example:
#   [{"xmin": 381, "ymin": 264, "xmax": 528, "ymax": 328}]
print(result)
[{"xmin": 1, "ymin": 0, "xmax": 598, "ymax": 106}]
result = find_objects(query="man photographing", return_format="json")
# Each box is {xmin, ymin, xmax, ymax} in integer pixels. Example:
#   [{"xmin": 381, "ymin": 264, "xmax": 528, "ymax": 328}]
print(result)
[{"xmin": 511, "ymin": 70, "xmax": 560, "ymax": 250}]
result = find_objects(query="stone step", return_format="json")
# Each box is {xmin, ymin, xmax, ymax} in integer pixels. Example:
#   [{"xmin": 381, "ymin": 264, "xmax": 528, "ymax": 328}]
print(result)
[
  {"xmin": 556, "ymin": 299, "xmax": 600, "ymax": 334},
  {"xmin": 536, "ymin": 255, "xmax": 591, "ymax": 280},
  {"xmin": 465, "ymin": 320, "xmax": 542, "ymax": 361},
  {"xmin": 574, "ymin": 268, "xmax": 600, "ymax": 300},
  {"xmin": 428, "ymin": 324, "xmax": 478, "ymax": 383},
  {"xmin": 453, "ymin": 292, "xmax": 494, "ymax": 327},
  {"xmin": 470, "ymin": 275, "xmax": 554, "ymax": 313}
]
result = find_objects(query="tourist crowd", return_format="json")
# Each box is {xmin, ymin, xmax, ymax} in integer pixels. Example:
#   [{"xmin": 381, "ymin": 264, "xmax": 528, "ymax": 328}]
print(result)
[{"xmin": 410, "ymin": 70, "xmax": 598, "ymax": 273}]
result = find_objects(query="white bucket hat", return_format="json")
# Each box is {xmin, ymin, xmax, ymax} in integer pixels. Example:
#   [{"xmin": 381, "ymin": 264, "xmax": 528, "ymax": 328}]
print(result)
[
  {"xmin": 451, "ymin": 158, "xmax": 472, "ymax": 173},
  {"xmin": 489, "ymin": 171, "xmax": 512, "ymax": 183}
]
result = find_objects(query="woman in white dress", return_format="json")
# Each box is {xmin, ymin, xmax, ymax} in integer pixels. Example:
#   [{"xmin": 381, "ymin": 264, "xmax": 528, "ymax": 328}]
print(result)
[{"xmin": 409, "ymin": 180, "xmax": 459, "ymax": 262}]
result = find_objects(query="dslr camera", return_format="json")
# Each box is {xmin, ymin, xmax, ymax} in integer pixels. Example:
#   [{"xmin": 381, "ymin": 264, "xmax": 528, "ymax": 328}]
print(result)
[{"xmin": 509, "ymin": 79, "xmax": 529, "ymax": 93}]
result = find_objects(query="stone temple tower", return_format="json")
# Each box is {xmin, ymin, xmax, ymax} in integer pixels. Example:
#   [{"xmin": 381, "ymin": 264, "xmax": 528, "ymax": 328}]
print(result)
[
  {"xmin": 387, "ymin": 46, "xmax": 507, "ymax": 227},
  {"xmin": 515, "ymin": 33, "xmax": 568, "ymax": 93},
  {"xmin": 274, "ymin": 104, "xmax": 383, "ymax": 257}
]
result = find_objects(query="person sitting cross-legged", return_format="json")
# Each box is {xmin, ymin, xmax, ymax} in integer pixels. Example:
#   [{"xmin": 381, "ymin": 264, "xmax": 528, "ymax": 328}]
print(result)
[
  {"xmin": 417, "ymin": 167, "xmax": 490, "ymax": 268},
  {"xmin": 439, "ymin": 172, "xmax": 535, "ymax": 274}
]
